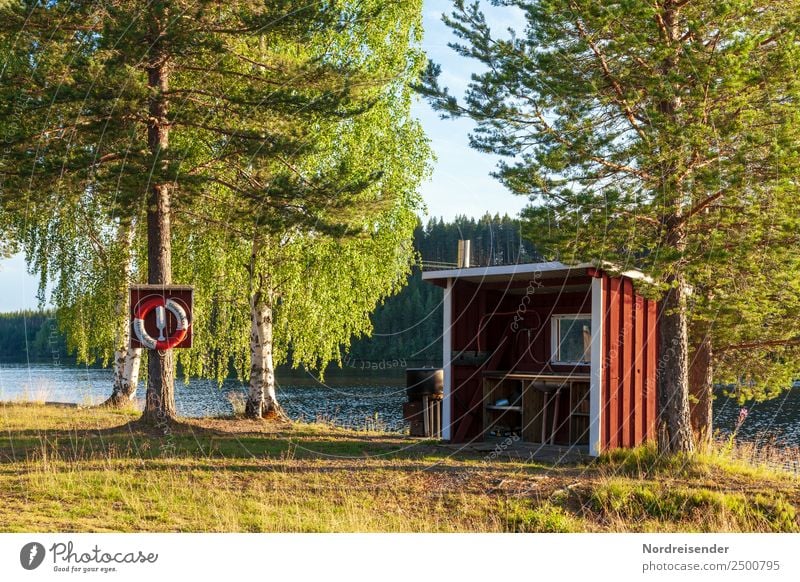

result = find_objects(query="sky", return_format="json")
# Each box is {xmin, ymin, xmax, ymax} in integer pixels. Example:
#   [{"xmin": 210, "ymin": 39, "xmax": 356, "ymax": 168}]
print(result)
[{"xmin": 0, "ymin": 0, "xmax": 528, "ymax": 312}]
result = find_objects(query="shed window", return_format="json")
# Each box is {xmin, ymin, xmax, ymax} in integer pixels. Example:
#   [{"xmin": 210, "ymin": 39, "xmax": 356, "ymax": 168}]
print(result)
[{"xmin": 551, "ymin": 315, "xmax": 592, "ymax": 364}]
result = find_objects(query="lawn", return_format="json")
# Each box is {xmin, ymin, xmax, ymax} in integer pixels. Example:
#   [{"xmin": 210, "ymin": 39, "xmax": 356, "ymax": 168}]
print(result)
[{"xmin": 0, "ymin": 403, "xmax": 797, "ymax": 532}]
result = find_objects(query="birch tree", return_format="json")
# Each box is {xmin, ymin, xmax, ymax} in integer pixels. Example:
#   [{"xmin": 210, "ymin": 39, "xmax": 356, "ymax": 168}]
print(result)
[
  {"xmin": 11, "ymin": 184, "xmax": 143, "ymax": 402},
  {"xmin": 174, "ymin": 80, "xmax": 430, "ymax": 419},
  {"xmin": 172, "ymin": 0, "xmax": 430, "ymax": 419}
]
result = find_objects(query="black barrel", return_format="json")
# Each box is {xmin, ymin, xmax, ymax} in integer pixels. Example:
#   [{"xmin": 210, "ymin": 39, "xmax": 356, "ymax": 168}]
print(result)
[{"xmin": 406, "ymin": 368, "xmax": 444, "ymax": 400}]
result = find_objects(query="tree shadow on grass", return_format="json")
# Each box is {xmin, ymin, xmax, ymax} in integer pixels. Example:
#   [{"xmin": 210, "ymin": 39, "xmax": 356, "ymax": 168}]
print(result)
[{"xmin": 0, "ymin": 415, "xmax": 465, "ymax": 465}]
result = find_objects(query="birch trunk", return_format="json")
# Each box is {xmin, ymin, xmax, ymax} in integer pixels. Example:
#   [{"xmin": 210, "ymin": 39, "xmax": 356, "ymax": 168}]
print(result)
[
  {"xmin": 109, "ymin": 346, "xmax": 142, "ymax": 404},
  {"xmin": 103, "ymin": 223, "xmax": 142, "ymax": 407},
  {"xmin": 246, "ymin": 288, "xmax": 287, "ymax": 420}
]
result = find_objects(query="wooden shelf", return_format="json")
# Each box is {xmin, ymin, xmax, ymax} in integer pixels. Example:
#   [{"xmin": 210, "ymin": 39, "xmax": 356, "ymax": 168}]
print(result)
[
  {"xmin": 482, "ymin": 371, "xmax": 590, "ymax": 382},
  {"xmin": 482, "ymin": 374, "xmax": 590, "ymax": 446}
]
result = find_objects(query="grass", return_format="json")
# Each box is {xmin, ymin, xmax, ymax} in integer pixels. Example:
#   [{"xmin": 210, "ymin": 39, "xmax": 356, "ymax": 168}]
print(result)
[{"xmin": 0, "ymin": 403, "xmax": 798, "ymax": 532}]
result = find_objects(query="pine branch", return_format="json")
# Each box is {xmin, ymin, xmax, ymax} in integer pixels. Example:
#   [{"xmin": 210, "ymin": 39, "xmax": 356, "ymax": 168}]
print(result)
[
  {"xmin": 683, "ymin": 190, "xmax": 725, "ymax": 223},
  {"xmin": 570, "ymin": 7, "xmax": 650, "ymax": 143}
]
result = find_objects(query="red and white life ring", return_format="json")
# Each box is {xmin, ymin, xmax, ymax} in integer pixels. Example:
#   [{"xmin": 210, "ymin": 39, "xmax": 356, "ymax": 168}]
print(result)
[{"xmin": 132, "ymin": 296, "xmax": 190, "ymax": 350}]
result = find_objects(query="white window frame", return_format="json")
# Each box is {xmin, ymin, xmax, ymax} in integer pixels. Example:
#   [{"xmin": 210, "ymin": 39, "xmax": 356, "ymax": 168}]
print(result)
[{"xmin": 550, "ymin": 313, "xmax": 592, "ymax": 365}]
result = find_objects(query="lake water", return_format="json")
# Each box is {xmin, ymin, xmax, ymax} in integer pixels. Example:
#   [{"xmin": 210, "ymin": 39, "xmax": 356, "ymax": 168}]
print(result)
[
  {"xmin": 0, "ymin": 364, "xmax": 798, "ymax": 447},
  {"xmin": 0, "ymin": 364, "xmax": 408, "ymax": 431}
]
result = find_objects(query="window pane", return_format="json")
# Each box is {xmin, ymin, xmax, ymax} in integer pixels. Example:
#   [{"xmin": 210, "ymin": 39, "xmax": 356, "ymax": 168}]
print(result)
[{"xmin": 557, "ymin": 317, "xmax": 591, "ymax": 363}]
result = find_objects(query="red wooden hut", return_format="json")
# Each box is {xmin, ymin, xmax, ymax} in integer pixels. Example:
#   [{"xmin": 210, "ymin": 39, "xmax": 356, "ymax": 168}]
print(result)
[{"xmin": 422, "ymin": 261, "xmax": 659, "ymax": 456}]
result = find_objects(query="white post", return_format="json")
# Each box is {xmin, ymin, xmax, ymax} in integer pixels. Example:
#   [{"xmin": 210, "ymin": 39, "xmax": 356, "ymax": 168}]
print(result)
[
  {"xmin": 589, "ymin": 276, "xmax": 604, "ymax": 456},
  {"xmin": 441, "ymin": 278, "xmax": 453, "ymax": 441}
]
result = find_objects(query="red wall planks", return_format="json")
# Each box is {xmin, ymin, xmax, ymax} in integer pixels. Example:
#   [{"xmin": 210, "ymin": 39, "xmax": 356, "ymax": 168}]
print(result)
[
  {"xmin": 451, "ymin": 365, "xmax": 483, "ymax": 442},
  {"xmin": 602, "ymin": 274, "xmax": 611, "ymax": 450},
  {"xmin": 600, "ymin": 277, "xmax": 659, "ymax": 452},
  {"xmin": 604, "ymin": 277, "xmax": 621, "ymax": 449}
]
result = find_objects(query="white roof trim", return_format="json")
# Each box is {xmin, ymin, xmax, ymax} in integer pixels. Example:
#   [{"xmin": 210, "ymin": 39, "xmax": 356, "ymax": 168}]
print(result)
[{"xmin": 421, "ymin": 260, "xmax": 651, "ymax": 283}]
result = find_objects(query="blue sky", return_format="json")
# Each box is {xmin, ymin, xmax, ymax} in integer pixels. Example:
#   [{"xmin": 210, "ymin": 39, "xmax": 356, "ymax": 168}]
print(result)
[{"xmin": 0, "ymin": 0, "xmax": 528, "ymax": 312}]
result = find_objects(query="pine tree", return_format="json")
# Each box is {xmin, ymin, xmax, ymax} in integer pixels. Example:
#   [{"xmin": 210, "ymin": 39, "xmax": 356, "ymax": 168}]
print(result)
[{"xmin": 420, "ymin": 0, "xmax": 800, "ymax": 452}]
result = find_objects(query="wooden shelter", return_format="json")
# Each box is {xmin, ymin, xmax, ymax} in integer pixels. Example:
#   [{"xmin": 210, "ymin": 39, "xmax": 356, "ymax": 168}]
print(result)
[{"xmin": 422, "ymin": 262, "xmax": 659, "ymax": 456}]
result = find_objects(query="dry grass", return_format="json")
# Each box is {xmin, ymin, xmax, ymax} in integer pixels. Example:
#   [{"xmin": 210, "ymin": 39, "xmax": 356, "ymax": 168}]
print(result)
[{"xmin": 0, "ymin": 403, "xmax": 798, "ymax": 532}]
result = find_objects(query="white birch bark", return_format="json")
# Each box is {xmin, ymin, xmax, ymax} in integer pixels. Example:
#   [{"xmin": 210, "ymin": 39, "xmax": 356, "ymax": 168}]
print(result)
[
  {"xmin": 246, "ymin": 287, "xmax": 286, "ymax": 419},
  {"xmin": 104, "ymin": 222, "xmax": 142, "ymax": 407},
  {"xmin": 108, "ymin": 339, "xmax": 142, "ymax": 405}
]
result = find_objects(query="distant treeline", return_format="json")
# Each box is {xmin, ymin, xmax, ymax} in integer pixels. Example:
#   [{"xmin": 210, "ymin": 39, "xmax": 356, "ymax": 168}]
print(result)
[
  {"xmin": 0, "ymin": 310, "xmax": 71, "ymax": 364},
  {"xmin": 0, "ymin": 214, "xmax": 535, "ymax": 368}
]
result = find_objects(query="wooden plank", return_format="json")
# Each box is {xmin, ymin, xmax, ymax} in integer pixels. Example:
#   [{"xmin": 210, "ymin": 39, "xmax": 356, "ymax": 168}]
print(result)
[
  {"xmin": 601, "ymin": 274, "xmax": 610, "ymax": 450},
  {"xmin": 523, "ymin": 383, "xmax": 546, "ymax": 442},
  {"xmin": 452, "ymin": 379, "xmax": 482, "ymax": 442},
  {"xmin": 465, "ymin": 277, "xmax": 594, "ymax": 292},
  {"xmin": 605, "ymin": 276, "xmax": 622, "ymax": 449},
  {"xmin": 645, "ymin": 299, "xmax": 658, "ymax": 440},
  {"xmin": 453, "ymin": 330, "xmax": 512, "ymax": 442},
  {"xmin": 452, "ymin": 281, "xmax": 480, "ymax": 351},
  {"xmin": 477, "ymin": 288, "xmax": 487, "ymax": 353},
  {"xmin": 633, "ymin": 294, "xmax": 645, "ymax": 445},
  {"xmin": 620, "ymin": 278, "xmax": 634, "ymax": 448}
]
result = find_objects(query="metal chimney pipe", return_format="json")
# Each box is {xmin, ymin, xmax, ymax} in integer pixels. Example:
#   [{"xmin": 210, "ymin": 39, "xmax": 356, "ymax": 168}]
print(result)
[{"xmin": 457, "ymin": 240, "xmax": 471, "ymax": 268}]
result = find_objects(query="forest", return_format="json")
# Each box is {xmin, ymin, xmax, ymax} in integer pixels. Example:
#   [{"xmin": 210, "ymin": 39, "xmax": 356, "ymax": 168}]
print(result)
[
  {"xmin": 0, "ymin": 310, "xmax": 68, "ymax": 363},
  {"xmin": 0, "ymin": 214, "xmax": 535, "ymax": 369}
]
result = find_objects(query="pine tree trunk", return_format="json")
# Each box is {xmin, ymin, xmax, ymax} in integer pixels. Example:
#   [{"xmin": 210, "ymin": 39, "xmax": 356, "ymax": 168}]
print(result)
[
  {"xmin": 657, "ymin": 273, "xmax": 695, "ymax": 453},
  {"xmin": 141, "ymin": 30, "xmax": 176, "ymax": 423},
  {"xmin": 689, "ymin": 336, "xmax": 713, "ymax": 446},
  {"xmin": 246, "ymin": 288, "xmax": 287, "ymax": 420},
  {"xmin": 654, "ymin": 4, "xmax": 694, "ymax": 454},
  {"xmin": 142, "ymin": 183, "xmax": 176, "ymax": 422}
]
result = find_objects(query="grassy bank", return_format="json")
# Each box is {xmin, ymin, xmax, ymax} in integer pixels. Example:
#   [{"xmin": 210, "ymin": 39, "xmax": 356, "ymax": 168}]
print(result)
[{"xmin": 1, "ymin": 403, "xmax": 798, "ymax": 532}]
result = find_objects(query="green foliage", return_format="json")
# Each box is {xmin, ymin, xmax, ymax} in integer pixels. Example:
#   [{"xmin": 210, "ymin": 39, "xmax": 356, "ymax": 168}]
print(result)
[
  {"xmin": 162, "ymin": 0, "xmax": 433, "ymax": 384},
  {"xmin": 0, "ymin": 1, "xmax": 433, "ymax": 385},
  {"xmin": 597, "ymin": 442, "xmax": 797, "ymax": 482},
  {"xmin": 420, "ymin": 0, "xmax": 800, "ymax": 399},
  {"xmin": 0, "ymin": 214, "xmax": 536, "ymax": 370},
  {"xmin": 500, "ymin": 499, "xmax": 582, "ymax": 532}
]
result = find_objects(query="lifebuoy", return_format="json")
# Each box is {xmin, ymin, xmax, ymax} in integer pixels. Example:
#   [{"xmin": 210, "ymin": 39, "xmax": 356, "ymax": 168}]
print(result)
[{"xmin": 133, "ymin": 296, "xmax": 190, "ymax": 350}]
